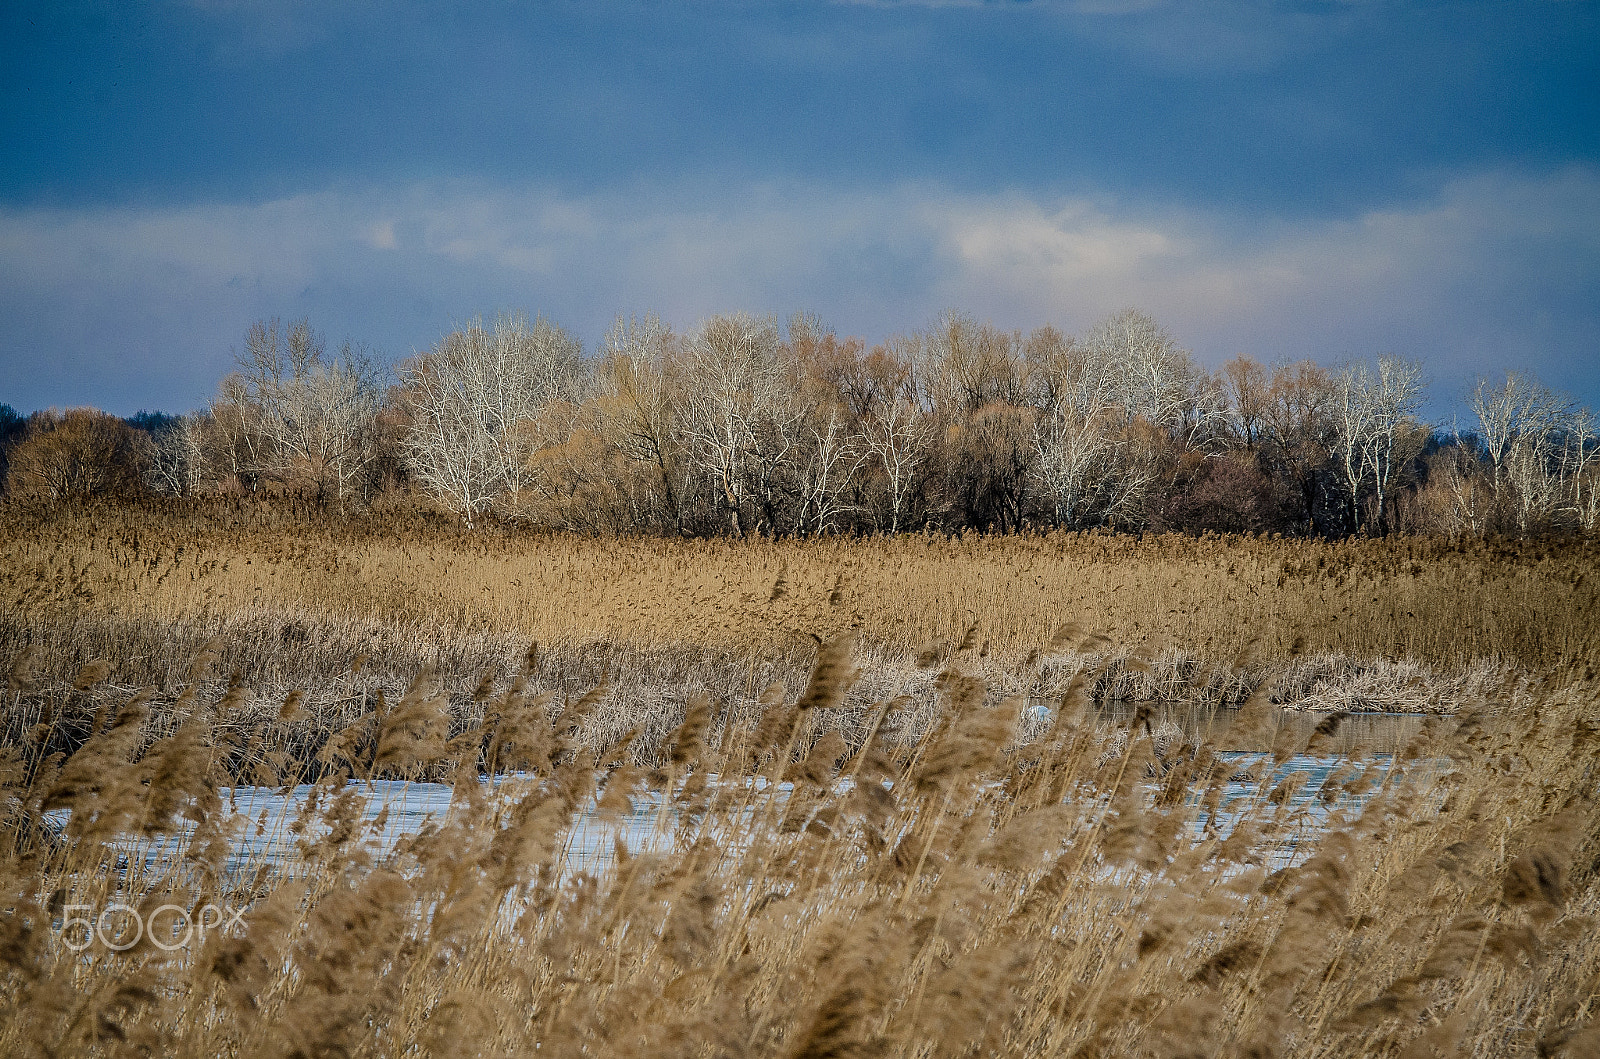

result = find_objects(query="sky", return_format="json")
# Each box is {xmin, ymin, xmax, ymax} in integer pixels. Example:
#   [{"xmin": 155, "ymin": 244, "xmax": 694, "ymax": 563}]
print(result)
[{"xmin": 1, "ymin": 0, "xmax": 1597, "ymax": 419}]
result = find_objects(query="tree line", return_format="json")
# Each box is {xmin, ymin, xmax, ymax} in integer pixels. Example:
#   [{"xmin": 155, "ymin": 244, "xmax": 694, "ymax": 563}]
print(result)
[{"xmin": 4, "ymin": 308, "xmax": 1597, "ymax": 538}]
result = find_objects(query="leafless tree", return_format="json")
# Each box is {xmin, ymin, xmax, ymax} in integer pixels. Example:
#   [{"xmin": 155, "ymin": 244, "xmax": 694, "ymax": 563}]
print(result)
[
  {"xmin": 1026, "ymin": 326, "xmax": 1121, "ymax": 528},
  {"xmin": 1561, "ymin": 409, "xmax": 1600, "ymax": 532},
  {"xmin": 918, "ymin": 311, "xmax": 1029, "ymax": 417},
  {"xmin": 860, "ymin": 348, "xmax": 932, "ymax": 533},
  {"xmin": 807, "ymin": 334, "xmax": 935, "ymax": 534},
  {"xmin": 1470, "ymin": 373, "xmax": 1568, "ymax": 493},
  {"xmin": 1333, "ymin": 356, "xmax": 1424, "ymax": 533},
  {"xmin": 1026, "ymin": 315, "xmax": 1217, "ymax": 529},
  {"xmin": 399, "ymin": 313, "xmax": 585, "ymax": 525},
  {"xmin": 913, "ymin": 313, "xmax": 1040, "ymax": 530},
  {"xmin": 1081, "ymin": 308, "xmax": 1217, "ymax": 439},
  {"xmin": 5, "ymin": 409, "xmax": 151, "ymax": 500},
  {"xmin": 232, "ymin": 319, "xmax": 385, "ymax": 507},
  {"xmin": 590, "ymin": 313, "xmax": 686, "ymax": 531},
  {"xmin": 1251, "ymin": 360, "xmax": 1340, "ymax": 534},
  {"xmin": 676, "ymin": 313, "xmax": 794, "ymax": 537},
  {"xmin": 146, "ymin": 413, "xmax": 210, "ymax": 496},
  {"xmin": 1466, "ymin": 372, "xmax": 1578, "ymax": 532},
  {"xmin": 209, "ymin": 374, "xmax": 270, "ymax": 491},
  {"xmin": 1504, "ymin": 435, "xmax": 1566, "ymax": 534},
  {"xmin": 1427, "ymin": 418, "xmax": 1491, "ymax": 536},
  {"xmin": 1222, "ymin": 356, "xmax": 1270, "ymax": 450},
  {"xmin": 795, "ymin": 402, "xmax": 869, "ymax": 536},
  {"xmin": 785, "ymin": 318, "xmax": 872, "ymax": 536}
]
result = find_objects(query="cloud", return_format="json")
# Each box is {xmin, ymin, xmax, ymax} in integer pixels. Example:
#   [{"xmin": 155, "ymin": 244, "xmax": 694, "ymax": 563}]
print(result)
[
  {"xmin": 938, "ymin": 170, "xmax": 1600, "ymax": 411},
  {"xmin": 831, "ymin": 0, "xmax": 1360, "ymax": 72},
  {"xmin": 167, "ymin": 0, "xmax": 373, "ymax": 57},
  {"xmin": 1, "ymin": 168, "xmax": 1597, "ymax": 415},
  {"xmin": 367, "ymin": 220, "xmax": 398, "ymax": 250}
]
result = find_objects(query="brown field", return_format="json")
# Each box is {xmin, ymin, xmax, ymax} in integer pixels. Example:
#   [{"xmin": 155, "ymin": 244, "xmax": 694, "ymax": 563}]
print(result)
[
  {"xmin": 5, "ymin": 497, "xmax": 1595, "ymax": 670},
  {"xmin": 2, "ymin": 501, "xmax": 1598, "ymax": 1057}
]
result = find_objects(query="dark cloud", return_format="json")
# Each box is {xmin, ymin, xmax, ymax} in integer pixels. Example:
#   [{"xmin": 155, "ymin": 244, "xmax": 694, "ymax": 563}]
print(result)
[
  {"xmin": 2, "ymin": 169, "xmax": 1595, "ymax": 416},
  {"xmin": 1, "ymin": 1, "xmax": 1595, "ymax": 415}
]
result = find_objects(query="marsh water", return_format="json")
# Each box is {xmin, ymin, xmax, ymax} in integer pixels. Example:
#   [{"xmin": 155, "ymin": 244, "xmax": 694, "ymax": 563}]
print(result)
[
  {"xmin": 1098, "ymin": 701, "xmax": 1426, "ymax": 757},
  {"xmin": 62, "ymin": 706, "xmax": 1429, "ymax": 880}
]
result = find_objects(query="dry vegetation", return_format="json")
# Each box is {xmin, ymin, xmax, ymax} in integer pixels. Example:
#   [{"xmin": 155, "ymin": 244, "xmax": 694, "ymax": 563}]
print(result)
[
  {"xmin": 5, "ymin": 499, "xmax": 1596, "ymax": 665},
  {"xmin": 1, "ymin": 502, "xmax": 1598, "ymax": 1057}
]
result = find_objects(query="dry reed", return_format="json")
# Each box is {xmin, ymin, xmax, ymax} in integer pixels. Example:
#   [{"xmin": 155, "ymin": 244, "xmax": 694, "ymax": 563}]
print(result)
[{"xmin": 1, "ymin": 501, "xmax": 1597, "ymax": 1057}]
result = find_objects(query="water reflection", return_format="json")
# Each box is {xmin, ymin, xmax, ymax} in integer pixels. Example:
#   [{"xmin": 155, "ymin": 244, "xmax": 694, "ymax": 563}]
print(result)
[{"xmin": 1096, "ymin": 701, "xmax": 1427, "ymax": 756}]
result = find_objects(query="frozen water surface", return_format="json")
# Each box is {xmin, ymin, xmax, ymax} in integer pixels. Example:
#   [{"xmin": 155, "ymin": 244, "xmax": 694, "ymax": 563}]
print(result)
[
  {"xmin": 43, "ymin": 746, "xmax": 1411, "ymax": 883},
  {"xmin": 39, "ymin": 706, "xmax": 1428, "ymax": 880}
]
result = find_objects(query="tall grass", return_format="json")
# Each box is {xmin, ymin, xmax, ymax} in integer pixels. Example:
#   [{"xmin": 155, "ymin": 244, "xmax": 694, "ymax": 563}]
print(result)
[
  {"xmin": 2, "ymin": 501, "xmax": 1597, "ymax": 1056},
  {"xmin": 1, "ymin": 628, "xmax": 1597, "ymax": 1057},
  {"xmin": 4, "ymin": 500, "xmax": 1594, "ymax": 670}
]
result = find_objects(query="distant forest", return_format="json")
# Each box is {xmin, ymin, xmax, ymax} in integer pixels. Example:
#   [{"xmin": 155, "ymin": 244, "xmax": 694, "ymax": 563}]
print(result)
[{"xmin": 4, "ymin": 309, "xmax": 1596, "ymax": 538}]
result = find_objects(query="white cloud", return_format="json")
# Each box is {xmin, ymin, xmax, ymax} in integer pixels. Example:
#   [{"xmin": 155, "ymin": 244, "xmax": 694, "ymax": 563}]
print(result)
[
  {"xmin": 917, "ymin": 169, "xmax": 1600, "ymax": 403},
  {"xmin": 1, "ymin": 167, "xmax": 1597, "ymax": 414},
  {"xmin": 368, "ymin": 220, "xmax": 398, "ymax": 250}
]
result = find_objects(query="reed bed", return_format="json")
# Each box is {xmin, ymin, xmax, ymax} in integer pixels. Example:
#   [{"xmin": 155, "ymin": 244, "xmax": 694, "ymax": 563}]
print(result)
[
  {"xmin": 1, "ymin": 628, "xmax": 1598, "ymax": 1058},
  {"xmin": 0, "ymin": 603, "xmax": 1514, "ymax": 786},
  {"xmin": 2, "ymin": 501, "xmax": 1597, "ymax": 1056},
  {"xmin": 3, "ymin": 499, "xmax": 1595, "ymax": 672}
]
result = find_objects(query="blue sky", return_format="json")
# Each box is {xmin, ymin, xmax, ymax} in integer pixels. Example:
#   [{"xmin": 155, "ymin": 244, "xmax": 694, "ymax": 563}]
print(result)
[{"xmin": 2, "ymin": 0, "xmax": 1597, "ymax": 417}]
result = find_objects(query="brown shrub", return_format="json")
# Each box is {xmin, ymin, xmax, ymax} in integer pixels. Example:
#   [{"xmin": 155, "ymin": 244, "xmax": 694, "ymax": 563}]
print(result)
[{"xmin": 4, "ymin": 409, "xmax": 150, "ymax": 500}]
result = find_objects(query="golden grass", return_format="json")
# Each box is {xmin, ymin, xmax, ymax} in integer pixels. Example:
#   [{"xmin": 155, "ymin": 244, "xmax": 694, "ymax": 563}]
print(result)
[
  {"xmin": 1, "ymin": 499, "xmax": 1569, "ymax": 780},
  {"xmin": 3, "ymin": 500, "xmax": 1598, "ymax": 1057},
  {"xmin": 3, "ymin": 499, "xmax": 1595, "ymax": 670},
  {"xmin": 1, "ymin": 628, "xmax": 1597, "ymax": 1057}
]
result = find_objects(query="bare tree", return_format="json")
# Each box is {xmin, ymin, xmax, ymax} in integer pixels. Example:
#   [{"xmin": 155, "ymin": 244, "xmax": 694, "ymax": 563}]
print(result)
[
  {"xmin": 1426, "ymin": 420, "xmax": 1492, "ymax": 537},
  {"xmin": 859, "ymin": 343, "xmax": 932, "ymax": 533},
  {"xmin": 1027, "ymin": 326, "xmax": 1122, "ymax": 528},
  {"xmin": 914, "ymin": 313, "xmax": 1039, "ymax": 531},
  {"xmin": 1025, "ymin": 316, "xmax": 1215, "ymax": 530},
  {"xmin": 1470, "ymin": 374, "xmax": 1567, "ymax": 488},
  {"xmin": 795, "ymin": 402, "xmax": 869, "ymax": 536},
  {"xmin": 95, "ymin": 300, "xmax": 1600, "ymax": 539},
  {"xmin": 590, "ymin": 313, "xmax": 686, "ymax": 531},
  {"xmin": 146, "ymin": 413, "xmax": 210, "ymax": 496},
  {"xmin": 1333, "ymin": 356, "xmax": 1424, "ymax": 534},
  {"xmin": 399, "ymin": 313, "xmax": 585, "ymax": 525},
  {"xmin": 1468, "ymin": 372, "xmax": 1575, "ymax": 532},
  {"xmin": 1561, "ymin": 409, "xmax": 1600, "ymax": 532},
  {"xmin": 1504, "ymin": 433, "xmax": 1566, "ymax": 534},
  {"xmin": 676, "ymin": 313, "xmax": 793, "ymax": 537},
  {"xmin": 0, "ymin": 404, "xmax": 24, "ymax": 492},
  {"xmin": 1364, "ymin": 357, "xmax": 1426, "ymax": 534},
  {"xmin": 209, "ymin": 374, "xmax": 271, "ymax": 491},
  {"xmin": 232, "ymin": 319, "xmax": 385, "ymax": 507},
  {"xmin": 787, "ymin": 320, "xmax": 871, "ymax": 537},
  {"xmin": 918, "ymin": 311, "xmax": 1029, "ymax": 416},
  {"xmin": 1222, "ymin": 356, "xmax": 1270, "ymax": 450},
  {"xmin": 1255, "ymin": 361, "xmax": 1339, "ymax": 535},
  {"xmin": 1082, "ymin": 308, "xmax": 1213, "ymax": 436},
  {"xmin": 6, "ymin": 409, "xmax": 151, "ymax": 500},
  {"xmin": 805, "ymin": 333, "xmax": 935, "ymax": 534}
]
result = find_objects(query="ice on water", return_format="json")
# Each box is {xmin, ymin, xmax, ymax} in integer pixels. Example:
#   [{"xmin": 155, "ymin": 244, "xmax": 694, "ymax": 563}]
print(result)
[{"xmin": 44, "ymin": 749, "xmax": 1396, "ymax": 881}]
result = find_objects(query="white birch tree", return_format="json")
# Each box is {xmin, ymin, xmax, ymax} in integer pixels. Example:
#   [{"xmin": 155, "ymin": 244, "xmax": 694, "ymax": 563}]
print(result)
[
  {"xmin": 399, "ymin": 313, "xmax": 585, "ymax": 524},
  {"xmin": 233, "ymin": 318, "xmax": 385, "ymax": 507},
  {"xmin": 146, "ymin": 413, "xmax": 209, "ymax": 496},
  {"xmin": 1333, "ymin": 356, "xmax": 1424, "ymax": 533},
  {"xmin": 676, "ymin": 313, "xmax": 791, "ymax": 537},
  {"xmin": 1027, "ymin": 326, "xmax": 1120, "ymax": 528}
]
